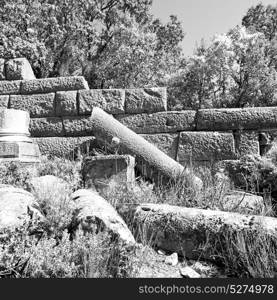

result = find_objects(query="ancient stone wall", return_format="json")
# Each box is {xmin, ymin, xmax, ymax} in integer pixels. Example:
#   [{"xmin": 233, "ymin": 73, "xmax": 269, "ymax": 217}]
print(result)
[{"xmin": 0, "ymin": 59, "xmax": 276, "ymax": 165}]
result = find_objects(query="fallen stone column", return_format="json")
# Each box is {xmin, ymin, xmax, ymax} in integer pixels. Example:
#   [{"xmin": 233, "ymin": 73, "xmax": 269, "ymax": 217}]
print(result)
[
  {"xmin": 122, "ymin": 203, "xmax": 277, "ymax": 259},
  {"xmin": 90, "ymin": 107, "xmax": 186, "ymax": 182}
]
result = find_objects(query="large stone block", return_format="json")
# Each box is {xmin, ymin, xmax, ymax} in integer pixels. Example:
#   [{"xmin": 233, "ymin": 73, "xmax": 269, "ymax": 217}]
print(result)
[
  {"xmin": 197, "ymin": 107, "xmax": 277, "ymax": 131},
  {"xmin": 178, "ymin": 131, "xmax": 236, "ymax": 161},
  {"xmin": 0, "ymin": 80, "xmax": 21, "ymax": 95},
  {"xmin": 55, "ymin": 90, "xmax": 77, "ymax": 116},
  {"xmin": 125, "ymin": 88, "xmax": 167, "ymax": 114},
  {"xmin": 62, "ymin": 116, "xmax": 94, "ymax": 137},
  {"xmin": 116, "ymin": 111, "xmax": 196, "ymax": 134},
  {"xmin": 141, "ymin": 133, "xmax": 179, "ymax": 159},
  {"xmin": 5, "ymin": 58, "xmax": 36, "ymax": 80},
  {"xmin": 0, "ymin": 59, "xmax": 5, "ymax": 80},
  {"xmin": 0, "ymin": 96, "xmax": 9, "ymax": 108},
  {"xmin": 33, "ymin": 136, "xmax": 97, "ymax": 158},
  {"xmin": 78, "ymin": 89, "xmax": 125, "ymax": 115},
  {"xmin": 234, "ymin": 130, "xmax": 260, "ymax": 156},
  {"xmin": 9, "ymin": 93, "xmax": 55, "ymax": 117},
  {"xmin": 30, "ymin": 117, "xmax": 65, "ymax": 137},
  {"xmin": 21, "ymin": 76, "xmax": 89, "ymax": 94},
  {"xmin": 82, "ymin": 155, "xmax": 135, "ymax": 191}
]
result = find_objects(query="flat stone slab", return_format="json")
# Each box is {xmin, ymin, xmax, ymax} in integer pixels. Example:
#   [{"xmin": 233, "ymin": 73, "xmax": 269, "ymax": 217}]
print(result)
[
  {"xmin": 116, "ymin": 111, "xmax": 196, "ymax": 134},
  {"xmin": 33, "ymin": 136, "xmax": 97, "ymax": 158},
  {"xmin": 79, "ymin": 89, "xmax": 125, "ymax": 115},
  {"xmin": 55, "ymin": 91, "xmax": 77, "ymax": 116},
  {"xmin": 20, "ymin": 76, "xmax": 89, "ymax": 94},
  {"xmin": 178, "ymin": 131, "xmax": 236, "ymax": 161},
  {"xmin": 30, "ymin": 117, "xmax": 65, "ymax": 137},
  {"xmin": 10, "ymin": 93, "xmax": 55, "ymax": 117},
  {"xmin": 0, "ymin": 80, "xmax": 21, "ymax": 95},
  {"xmin": 82, "ymin": 155, "xmax": 135, "ymax": 190},
  {"xmin": 197, "ymin": 107, "xmax": 277, "ymax": 131},
  {"xmin": 125, "ymin": 88, "xmax": 167, "ymax": 114}
]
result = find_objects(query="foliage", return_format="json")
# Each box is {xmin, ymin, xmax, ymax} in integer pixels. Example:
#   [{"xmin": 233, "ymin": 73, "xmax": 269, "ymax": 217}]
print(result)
[
  {"xmin": 0, "ymin": 226, "xmax": 135, "ymax": 278},
  {"xmin": 0, "ymin": 161, "xmax": 35, "ymax": 189},
  {"xmin": 0, "ymin": 0, "xmax": 184, "ymax": 88},
  {"xmin": 168, "ymin": 26, "xmax": 277, "ymax": 109}
]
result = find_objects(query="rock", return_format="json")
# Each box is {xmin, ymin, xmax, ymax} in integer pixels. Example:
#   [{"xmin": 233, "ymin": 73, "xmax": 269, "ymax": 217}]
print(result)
[
  {"xmin": 71, "ymin": 189, "xmax": 136, "ymax": 246},
  {"xmin": 123, "ymin": 203, "xmax": 277, "ymax": 259},
  {"xmin": 179, "ymin": 266, "xmax": 201, "ymax": 278},
  {"xmin": 0, "ymin": 59, "xmax": 5, "ymax": 80},
  {"xmin": 5, "ymin": 58, "xmax": 36, "ymax": 80},
  {"xmin": 0, "ymin": 185, "xmax": 44, "ymax": 231},
  {"xmin": 82, "ymin": 155, "xmax": 135, "ymax": 192},
  {"xmin": 165, "ymin": 253, "xmax": 179, "ymax": 266},
  {"xmin": 221, "ymin": 191, "xmax": 265, "ymax": 214}
]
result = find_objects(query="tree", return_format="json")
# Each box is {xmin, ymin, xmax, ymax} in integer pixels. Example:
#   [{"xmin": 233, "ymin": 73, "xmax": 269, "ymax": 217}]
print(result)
[
  {"xmin": 0, "ymin": 0, "xmax": 184, "ymax": 89},
  {"xmin": 168, "ymin": 26, "xmax": 277, "ymax": 109}
]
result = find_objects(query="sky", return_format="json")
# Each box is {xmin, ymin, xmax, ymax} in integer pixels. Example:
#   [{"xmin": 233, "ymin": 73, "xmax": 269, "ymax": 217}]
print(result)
[{"xmin": 151, "ymin": 0, "xmax": 276, "ymax": 56}]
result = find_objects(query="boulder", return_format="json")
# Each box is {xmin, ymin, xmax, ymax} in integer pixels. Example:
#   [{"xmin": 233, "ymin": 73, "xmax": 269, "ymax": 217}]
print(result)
[
  {"xmin": 0, "ymin": 185, "xmax": 44, "ymax": 231},
  {"xmin": 5, "ymin": 58, "xmax": 36, "ymax": 80},
  {"xmin": 71, "ymin": 189, "xmax": 136, "ymax": 246},
  {"xmin": 123, "ymin": 203, "xmax": 277, "ymax": 259}
]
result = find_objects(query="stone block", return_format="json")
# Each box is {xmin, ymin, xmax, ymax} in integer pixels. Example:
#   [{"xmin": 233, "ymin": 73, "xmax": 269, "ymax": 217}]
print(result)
[
  {"xmin": 116, "ymin": 111, "xmax": 196, "ymax": 134},
  {"xmin": 125, "ymin": 88, "xmax": 167, "ymax": 114},
  {"xmin": 62, "ymin": 116, "xmax": 94, "ymax": 136},
  {"xmin": 141, "ymin": 133, "xmax": 179, "ymax": 159},
  {"xmin": 33, "ymin": 136, "xmax": 97, "ymax": 158},
  {"xmin": 82, "ymin": 155, "xmax": 135, "ymax": 191},
  {"xmin": 21, "ymin": 76, "xmax": 89, "ymax": 94},
  {"xmin": 30, "ymin": 117, "xmax": 65, "ymax": 137},
  {"xmin": 234, "ymin": 130, "xmax": 260, "ymax": 156},
  {"xmin": 0, "ymin": 80, "xmax": 21, "ymax": 95},
  {"xmin": 0, "ymin": 95, "xmax": 9, "ymax": 108},
  {"xmin": 55, "ymin": 90, "xmax": 77, "ymax": 116},
  {"xmin": 197, "ymin": 107, "xmax": 277, "ymax": 131},
  {"xmin": 78, "ymin": 89, "xmax": 125, "ymax": 115},
  {"xmin": 0, "ymin": 59, "xmax": 5, "ymax": 80},
  {"xmin": 5, "ymin": 58, "xmax": 36, "ymax": 80},
  {"xmin": 178, "ymin": 131, "xmax": 236, "ymax": 161},
  {"xmin": 9, "ymin": 93, "xmax": 55, "ymax": 117}
]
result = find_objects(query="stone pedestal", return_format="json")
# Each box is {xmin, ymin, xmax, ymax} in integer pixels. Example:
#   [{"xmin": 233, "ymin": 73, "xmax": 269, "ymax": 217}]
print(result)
[
  {"xmin": 82, "ymin": 155, "xmax": 135, "ymax": 191},
  {"xmin": 0, "ymin": 109, "xmax": 40, "ymax": 162}
]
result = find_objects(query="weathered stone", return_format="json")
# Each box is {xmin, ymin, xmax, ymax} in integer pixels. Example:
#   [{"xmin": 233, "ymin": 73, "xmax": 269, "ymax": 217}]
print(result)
[
  {"xmin": 0, "ymin": 59, "xmax": 5, "ymax": 80},
  {"xmin": 33, "ymin": 136, "xmax": 97, "ymax": 158},
  {"xmin": 79, "ymin": 89, "xmax": 125, "ymax": 115},
  {"xmin": 55, "ymin": 91, "xmax": 77, "ymax": 116},
  {"xmin": 0, "ymin": 185, "xmax": 44, "ymax": 231},
  {"xmin": 221, "ymin": 191, "xmax": 265, "ymax": 214},
  {"xmin": 179, "ymin": 266, "xmax": 201, "ymax": 278},
  {"xmin": 178, "ymin": 131, "xmax": 236, "ymax": 162},
  {"xmin": 125, "ymin": 88, "xmax": 167, "ymax": 114},
  {"xmin": 71, "ymin": 189, "xmax": 136, "ymax": 246},
  {"xmin": 234, "ymin": 131, "xmax": 260, "ymax": 156},
  {"xmin": 0, "ymin": 96, "xmax": 9, "ymax": 108},
  {"xmin": 116, "ymin": 111, "xmax": 196, "ymax": 134},
  {"xmin": 123, "ymin": 203, "xmax": 277, "ymax": 258},
  {"xmin": 0, "ymin": 80, "xmax": 21, "ymax": 95},
  {"xmin": 165, "ymin": 253, "xmax": 179, "ymax": 266},
  {"xmin": 10, "ymin": 93, "xmax": 55, "ymax": 117},
  {"xmin": 0, "ymin": 109, "xmax": 30, "ymax": 136},
  {"xmin": 197, "ymin": 107, "xmax": 277, "ymax": 131},
  {"xmin": 141, "ymin": 133, "xmax": 179, "ymax": 159},
  {"xmin": 82, "ymin": 155, "xmax": 135, "ymax": 191},
  {"xmin": 62, "ymin": 116, "xmax": 94, "ymax": 137},
  {"xmin": 21, "ymin": 76, "xmax": 89, "ymax": 94},
  {"xmin": 5, "ymin": 58, "xmax": 36, "ymax": 80},
  {"xmin": 30, "ymin": 117, "xmax": 64, "ymax": 137}
]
